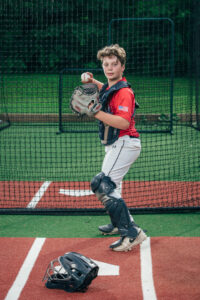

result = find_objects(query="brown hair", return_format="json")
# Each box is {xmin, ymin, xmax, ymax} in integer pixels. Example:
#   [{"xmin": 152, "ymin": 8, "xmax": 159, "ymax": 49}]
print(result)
[{"xmin": 97, "ymin": 44, "xmax": 126, "ymax": 65}]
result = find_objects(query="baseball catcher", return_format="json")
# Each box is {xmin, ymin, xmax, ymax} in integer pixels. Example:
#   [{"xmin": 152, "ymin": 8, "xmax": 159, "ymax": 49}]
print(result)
[{"xmin": 70, "ymin": 44, "xmax": 147, "ymax": 252}]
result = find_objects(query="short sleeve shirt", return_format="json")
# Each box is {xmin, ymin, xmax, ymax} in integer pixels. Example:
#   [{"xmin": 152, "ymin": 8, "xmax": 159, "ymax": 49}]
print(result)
[{"xmin": 108, "ymin": 78, "xmax": 139, "ymax": 138}]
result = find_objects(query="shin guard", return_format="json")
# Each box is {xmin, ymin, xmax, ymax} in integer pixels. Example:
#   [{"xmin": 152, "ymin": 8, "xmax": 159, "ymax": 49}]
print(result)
[{"xmin": 105, "ymin": 198, "xmax": 138, "ymax": 238}]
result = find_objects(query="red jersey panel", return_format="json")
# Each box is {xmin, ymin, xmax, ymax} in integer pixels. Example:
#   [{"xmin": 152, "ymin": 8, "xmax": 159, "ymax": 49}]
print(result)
[{"xmin": 108, "ymin": 78, "xmax": 139, "ymax": 138}]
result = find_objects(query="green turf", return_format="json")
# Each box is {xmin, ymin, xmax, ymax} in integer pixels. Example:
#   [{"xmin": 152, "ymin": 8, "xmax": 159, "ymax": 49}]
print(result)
[
  {"xmin": 0, "ymin": 214, "xmax": 199, "ymax": 238},
  {"xmin": 0, "ymin": 124, "xmax": 199, "ymax": 181},
  {"xmin": 2, "ymin": 74, "xmax": 195, "ymax": 114}
]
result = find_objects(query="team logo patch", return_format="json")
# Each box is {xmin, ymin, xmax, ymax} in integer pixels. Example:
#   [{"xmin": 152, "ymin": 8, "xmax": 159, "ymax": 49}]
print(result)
[{"xmin": 118, "ymin": 105, "xmax": 128, "ymax": 112}]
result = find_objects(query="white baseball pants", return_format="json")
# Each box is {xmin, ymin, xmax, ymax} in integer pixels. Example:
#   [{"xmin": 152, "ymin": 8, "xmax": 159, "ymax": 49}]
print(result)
[{"xmin": 101, "ymin": 135, "xmax": 141, "ymax": 199}]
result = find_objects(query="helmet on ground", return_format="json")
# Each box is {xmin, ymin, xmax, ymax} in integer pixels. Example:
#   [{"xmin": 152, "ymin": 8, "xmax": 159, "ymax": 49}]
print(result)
[{"xmin": 43, "ymin": 252, "xmax": 99, "ymax": 293}]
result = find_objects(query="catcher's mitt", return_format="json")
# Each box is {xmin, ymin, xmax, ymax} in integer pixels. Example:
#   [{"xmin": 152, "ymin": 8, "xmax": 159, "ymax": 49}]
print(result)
[{"xmin": 70, "ymin": 83, "xmax": 102, "ymax": 117}]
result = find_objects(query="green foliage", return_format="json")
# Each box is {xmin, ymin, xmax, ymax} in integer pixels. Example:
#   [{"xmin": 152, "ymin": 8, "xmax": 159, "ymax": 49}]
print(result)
[{"xmin": 0, "ymin": 0, "xmax": 196, "ymax": 74}]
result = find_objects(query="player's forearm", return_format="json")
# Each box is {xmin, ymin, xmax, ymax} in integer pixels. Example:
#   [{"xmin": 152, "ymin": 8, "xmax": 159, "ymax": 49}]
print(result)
[
  {"xmin": 91, "ymin": 78, "xmax": 104, "ymax": 91},
  {"xmin": 94, "ymin": 111, "xmax": 130, "ymax": 130}
]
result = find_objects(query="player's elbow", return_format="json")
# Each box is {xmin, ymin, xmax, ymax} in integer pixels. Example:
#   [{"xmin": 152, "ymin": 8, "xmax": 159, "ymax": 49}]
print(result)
[{"xmin": 119, "ymin": 119, "xmax": 130, "ymax": 130}]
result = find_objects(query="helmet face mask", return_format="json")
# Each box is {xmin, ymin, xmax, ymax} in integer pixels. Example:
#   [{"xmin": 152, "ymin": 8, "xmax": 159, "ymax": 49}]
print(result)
[
  {"xmin": 43, "ymin": 252, "xmax": 99, "ymax": 293},
  {"xmin": 43, "ymin": 258, "xmax": 70, "ymax": 281}
]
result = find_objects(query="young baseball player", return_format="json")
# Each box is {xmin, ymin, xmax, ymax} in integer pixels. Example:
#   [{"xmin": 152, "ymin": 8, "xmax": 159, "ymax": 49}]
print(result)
[{"xmin": 81, "ymin": 44, "xmax": 147, "ymax": 252}]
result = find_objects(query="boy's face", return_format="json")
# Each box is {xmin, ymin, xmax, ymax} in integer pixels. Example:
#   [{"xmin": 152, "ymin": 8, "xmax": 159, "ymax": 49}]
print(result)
[{"xmin": 102, "ymin": 55, "xmax": 125, "ymax": 83}]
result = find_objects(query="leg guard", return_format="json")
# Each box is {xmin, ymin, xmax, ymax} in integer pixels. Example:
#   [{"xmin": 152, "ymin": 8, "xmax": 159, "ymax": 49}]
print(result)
[
  {"xmin": 91, "ymin": 173, "xmax": 138, "ymax": 238},
  {"xmin": 91, "ymin": 172, "xmax": 117, "ymax": 227},
  {"xmin": 105, "ymin": 197, "xmax": 138, "ymax": 238}
]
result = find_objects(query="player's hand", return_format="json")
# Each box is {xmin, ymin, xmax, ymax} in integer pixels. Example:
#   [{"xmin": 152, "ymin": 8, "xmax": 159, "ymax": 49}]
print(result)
[
  {"xmin": 81, "ymin": 72, "xmax": 104, "ymax": 91},
  {"xmin": 81, "ymin": 72, "xmax": 94, "ymax": 84}
]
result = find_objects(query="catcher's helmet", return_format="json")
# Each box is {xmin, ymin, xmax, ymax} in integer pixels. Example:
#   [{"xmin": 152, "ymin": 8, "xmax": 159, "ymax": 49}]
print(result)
[{"xmin": 43, "ymin": 252, "xmax": 99, "ymax": 293}]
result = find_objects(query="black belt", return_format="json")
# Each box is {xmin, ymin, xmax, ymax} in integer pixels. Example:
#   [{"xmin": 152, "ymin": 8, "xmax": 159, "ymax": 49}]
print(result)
[{"xmin": 129, "ymin": 136, "xmax": 139, "ymax": 139}]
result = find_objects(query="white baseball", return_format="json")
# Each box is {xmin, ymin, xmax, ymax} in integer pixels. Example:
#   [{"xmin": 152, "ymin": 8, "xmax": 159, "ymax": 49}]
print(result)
[{"xmin": 81, "ymin": 72, "xmax": 91, "ymax": 82}]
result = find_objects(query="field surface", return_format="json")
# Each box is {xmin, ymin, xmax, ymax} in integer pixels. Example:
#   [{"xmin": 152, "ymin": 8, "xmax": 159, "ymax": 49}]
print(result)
[{"xmin": 0, "ymin": 213, "xmax": 200, "ymax": 300}]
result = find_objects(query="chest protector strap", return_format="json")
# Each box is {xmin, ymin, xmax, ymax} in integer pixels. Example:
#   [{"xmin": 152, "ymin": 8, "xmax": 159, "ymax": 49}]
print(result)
[{"xmin": 99, "ymin": 81, "xmax": 132, "ymax": 146}]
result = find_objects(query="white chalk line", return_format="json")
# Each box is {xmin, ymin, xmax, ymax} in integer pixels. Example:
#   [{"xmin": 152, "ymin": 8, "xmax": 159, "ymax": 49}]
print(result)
[
  {"xmin": 140, "ymin": 237, "xmax": 157, "ymax": 300},
  {"xmin": 27, "ymin": 181, "xmax": 52, "ymax": 208},
  {"xmin": 4, "ymin": 238, "xmax": 46, "ymax": 300}
]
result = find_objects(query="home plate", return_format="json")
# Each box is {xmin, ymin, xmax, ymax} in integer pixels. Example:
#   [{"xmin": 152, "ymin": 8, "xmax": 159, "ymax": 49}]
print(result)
[
  {"xmin": 92, "ymin": 260, "xmax": 119, "ymax": 276},
  {"xmin": 59, "ymin": 189, "xmax": 94, "ymax": 197},
  {"xmin": 55, "ymin": 259, "xmax": 119, "ymax": 276}
]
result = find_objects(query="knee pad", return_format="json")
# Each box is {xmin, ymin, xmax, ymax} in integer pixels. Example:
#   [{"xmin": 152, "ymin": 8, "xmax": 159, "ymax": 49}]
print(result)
[{"xmin": 91, "ymin": 172, "xmax": 116, "ymax": 195}]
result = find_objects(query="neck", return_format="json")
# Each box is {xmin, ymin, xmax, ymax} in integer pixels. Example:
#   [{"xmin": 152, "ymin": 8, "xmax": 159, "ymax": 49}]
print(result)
[{"xmin": 108, "ymin": 77, "xmax": 123, "ymax": 87}]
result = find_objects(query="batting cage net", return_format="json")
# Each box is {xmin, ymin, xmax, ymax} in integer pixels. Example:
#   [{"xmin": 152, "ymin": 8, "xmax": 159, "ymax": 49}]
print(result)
[
  {"xmin": 0, "ymin": 76, "xmax": 10, "ymax": 131},
  {"xmin": 0, "ymin": 0, "xmax": 199, "ymax": 214}
]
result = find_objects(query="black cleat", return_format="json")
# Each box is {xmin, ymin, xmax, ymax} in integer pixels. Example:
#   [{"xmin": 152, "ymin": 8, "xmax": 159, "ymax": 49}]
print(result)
[{"xmin": 98, "ymin": 223, "xmax": 119, "ymax": 235}]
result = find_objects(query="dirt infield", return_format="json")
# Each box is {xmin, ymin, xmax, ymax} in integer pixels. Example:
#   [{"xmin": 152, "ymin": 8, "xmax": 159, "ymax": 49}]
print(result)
[{"xmin": 1, "ymin": 237, "xmax": 200, "ymax": 300}]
